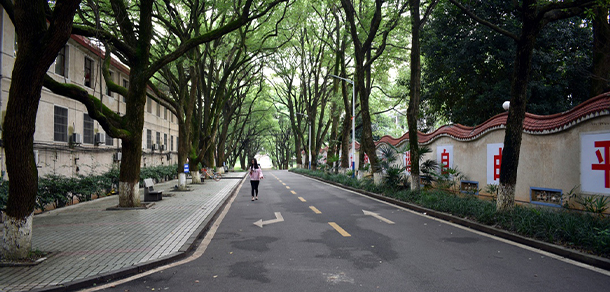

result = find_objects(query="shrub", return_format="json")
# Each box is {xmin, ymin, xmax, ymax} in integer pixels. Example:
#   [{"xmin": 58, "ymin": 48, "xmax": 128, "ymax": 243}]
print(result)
[
  {"xmin": 37, "ymin": 174, "xmax": 72, "ymax": 209},
  {"xmin": 1, "ymin": 164, "xmax": 178, "ymax": 213},
  {"xmin": 139, "ymin": 164, "xmax": 177, "ymax": 185}
]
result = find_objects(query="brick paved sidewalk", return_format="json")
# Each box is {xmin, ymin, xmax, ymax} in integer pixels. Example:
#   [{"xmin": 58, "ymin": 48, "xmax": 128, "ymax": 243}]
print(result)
[{"xmin": 0, "ymin": 172, "xmax": 246, "ymax": 292}]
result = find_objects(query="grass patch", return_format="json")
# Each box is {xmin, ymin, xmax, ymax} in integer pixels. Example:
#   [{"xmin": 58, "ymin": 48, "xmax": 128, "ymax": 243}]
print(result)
[
  {"xmin": 0, "ymin": 249, "xmax": 49, "ymax": 266},
  {"xmin": 291, "ymin": 168, "xmax": 610, "ymax": 258}
]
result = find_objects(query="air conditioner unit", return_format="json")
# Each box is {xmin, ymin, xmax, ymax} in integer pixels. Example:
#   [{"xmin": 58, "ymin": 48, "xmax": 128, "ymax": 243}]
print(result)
[
  {"xmin": 71, "ymin": 133, "xmax": 82, "ymax": 144},
  {"xmin": 113, "ymin": 152, "xmax": 122, "ymax": 161},
  {"xmin": 95, "ymin": 133, "xmax": 106, "ymax": 145},
  {"xmin": 160, "ymin": 144, "xmax": 166, "ymax": 151},
  {"xmin": 152, "ymin": 144, "xmax": 159, "ymax": 151}
]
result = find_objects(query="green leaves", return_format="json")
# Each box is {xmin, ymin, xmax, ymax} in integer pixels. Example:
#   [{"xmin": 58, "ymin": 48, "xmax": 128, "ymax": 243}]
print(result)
[{"xmin": 421, "ymin": 0, "xmax": 594, "ymax": 126}]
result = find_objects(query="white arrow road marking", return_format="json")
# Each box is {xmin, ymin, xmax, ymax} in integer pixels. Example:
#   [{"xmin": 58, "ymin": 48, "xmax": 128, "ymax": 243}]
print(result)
[
  {"xmin": 362, "ymin": 210, "xmax": 395, "ymax": 224},
  {"xmin": 253, "ymin": 212, "xmax": 284, "ymax": 228}
]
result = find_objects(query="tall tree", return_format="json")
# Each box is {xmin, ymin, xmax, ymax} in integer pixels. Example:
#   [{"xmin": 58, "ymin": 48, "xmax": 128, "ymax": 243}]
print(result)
[
  {"xmin": 339, "ymin": 0, "xmax": 408, "ymax": 173},
  {"xmin": 152, "ymin": 55, "xmax": 199, "ymax": 189},
  {"xmin": 591, "ymin": 4, "xmax": 610, "ymax": 96},
  {"xmin": 422, "ymin": 0, "xmax": 594, "ymax": 126},
  {"xmin": 44, "ymin": 0, "xmax": 288, "ymax": 208},
  {"xmin": 449, "ymin": 0, "xmax": 600, "ymax": 211},
  {"xmin": 269, "ymin": 16, "xmax": 335, "ymax": 170},
  {"xmin": 329, "ymin": 5, "xmax": 352, "ymax": 170},
  {"xmin": 0, "ymin": 0, "xmax": 82, "ymax": 260},
  {"xmin": 406, "ymin": 0, "xmax": 438, "ymax": 191}
]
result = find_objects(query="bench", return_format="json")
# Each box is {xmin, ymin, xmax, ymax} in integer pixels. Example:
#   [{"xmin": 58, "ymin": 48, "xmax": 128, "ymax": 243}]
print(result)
[{"xmin": 144, "ymin": 178, "xmax": 163, "ymax": 202}]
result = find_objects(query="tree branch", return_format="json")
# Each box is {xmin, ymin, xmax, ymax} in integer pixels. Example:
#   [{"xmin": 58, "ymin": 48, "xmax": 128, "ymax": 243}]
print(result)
[
  {"xmin": 43, "ymin": 74, "xmax": 129, "ymax": 139},
  {"xmin": 448, "ymin": 0, "xmax": 520, "ymax": 41}
]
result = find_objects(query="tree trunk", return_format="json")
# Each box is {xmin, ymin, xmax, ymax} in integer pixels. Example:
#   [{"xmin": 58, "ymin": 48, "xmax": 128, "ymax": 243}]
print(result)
[
  {"xmin": 240, "ymin": 150, "xmax": 246, "ymax": 170},
  {"xmin": 2, "ymin": 49, "xmax": 41, "ymax": 260},
  {"xmin": 340, "ymin": 116, "xmax": 350, "ymax": 169},
  {"xmin": 285, "ymin": 143, "xmax": 290, "ymax": 169},
  {"xmin": 177, "ymin": 109, "xmax": 190, "ymax": 190},
  {"xmin": 498, "ymin": 20, "xmax": 541, "ymax": 212},
  {"xmin": 294, "ymin": 134, "xmax": 303, "ymax": 167},
  {"xmin": 355, "ymin": 62, "xmax": 379, "ymax": 173},
  {"xmin": 407, "ymin": 0, "xmax": 422, "ymax": 192},
  {"xmin": 591, "ymin": 5, "xmax": 610, "ymax": 97},
  {"xmin": 191, "ymin": 171, "xmax": 202, "ymax": 184},
  {"xmin": 118, "ymin": 136, "xmax": 143, "ymax": 207},
  {"xmin": 357, "ymin": 82, "xmax": 379, "ymax": 173},
  {"xmin": 1, "ymin": 213, "xmax": 33, "ymax": 260},
  {"xmin": 338, "ymin": 68, "xmax": 351, "ymax": 170},
  {"xmin": 2, "ymin": 0, "xmax": 80, "ymax": 259},
  {"xmin": 328, "ymin": 102, "xmax": 340, "ymax": 171}
]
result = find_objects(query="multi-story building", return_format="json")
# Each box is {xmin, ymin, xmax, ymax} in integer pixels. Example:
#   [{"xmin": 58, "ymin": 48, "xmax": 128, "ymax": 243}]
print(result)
[{"xmin": 0, "ymin": 10, "xmax": 179, "ymax": 179}]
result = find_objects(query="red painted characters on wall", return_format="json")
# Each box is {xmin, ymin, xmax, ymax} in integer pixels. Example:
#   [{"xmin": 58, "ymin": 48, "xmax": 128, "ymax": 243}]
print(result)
[{"xmin": 581, "ymin": 133, "xmax": 610, "ymax": 194}]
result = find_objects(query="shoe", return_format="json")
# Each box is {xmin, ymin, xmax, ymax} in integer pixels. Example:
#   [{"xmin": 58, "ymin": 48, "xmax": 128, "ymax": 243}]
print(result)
[
  {"xmin": 252, "ymin": 197, "xmax": 254, "ymax": 201},
  {"xmin": 255, "ymin": 196, "xmax": 258, "ymax": 200}
]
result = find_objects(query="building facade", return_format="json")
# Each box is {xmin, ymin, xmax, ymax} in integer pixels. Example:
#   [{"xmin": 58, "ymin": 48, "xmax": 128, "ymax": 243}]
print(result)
[{"xmin": 0, "ymin": 9, "xmax": 179, "ymax": 180}]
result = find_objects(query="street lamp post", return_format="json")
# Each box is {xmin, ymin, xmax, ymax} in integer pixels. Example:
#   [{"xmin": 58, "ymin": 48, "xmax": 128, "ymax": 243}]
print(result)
[
  {"xmin": 329, "ymin": 74, "xmax": 356, "ymax": 178},
  {"xmin": 296, "ymin": 112, "xmax": 311, "ymax": 170}
]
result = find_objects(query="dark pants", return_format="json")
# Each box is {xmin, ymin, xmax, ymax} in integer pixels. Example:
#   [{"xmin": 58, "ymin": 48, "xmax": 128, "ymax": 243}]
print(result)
[{"xmin": 250, "ymin": 180, "xmax": 260, "ymax": 197}]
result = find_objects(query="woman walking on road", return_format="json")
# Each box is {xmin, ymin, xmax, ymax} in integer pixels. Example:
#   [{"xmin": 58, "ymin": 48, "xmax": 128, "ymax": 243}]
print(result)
[{"xmin": 249, "ymin": 158, "xmax": 264, "ymax": 201}]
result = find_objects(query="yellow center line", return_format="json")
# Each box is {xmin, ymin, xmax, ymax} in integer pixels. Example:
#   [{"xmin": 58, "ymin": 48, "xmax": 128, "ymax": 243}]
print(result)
[
  {"xmin": 309, "ymin": 206, "xmax": 321, "ymax": 214},
  {"xmin": 328, "ymin": 222, "xmax": 351, "ymax": 237},
  {"xmin": 290, "ymin": 190, "xmax": 297, "ymax": 195},
  {"xmin": 298, "ymin": 197, "xmax": 306, "ymax": 202},
  {"xmin": 282, "ymin": 183, "xmax": 286, "ymax": 185},
  {"xmin": 286, "ymin": 186, "xmax": 290, "ymax": 189}
]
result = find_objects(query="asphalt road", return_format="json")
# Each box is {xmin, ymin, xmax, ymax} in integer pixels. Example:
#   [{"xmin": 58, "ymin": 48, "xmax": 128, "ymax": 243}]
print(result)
[{"xmin": 95, "ymin": 170, "xmax": 610, "ymax": 291}]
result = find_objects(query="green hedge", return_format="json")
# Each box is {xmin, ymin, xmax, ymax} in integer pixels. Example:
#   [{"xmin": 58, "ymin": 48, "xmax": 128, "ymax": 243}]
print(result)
[
  {"xmin": 291, "ymin": 168, "xmax": 610, "ymax": 258},
  {"xmin": 0, "ymin": 164, "xmax": 177, "ymax": 212}
]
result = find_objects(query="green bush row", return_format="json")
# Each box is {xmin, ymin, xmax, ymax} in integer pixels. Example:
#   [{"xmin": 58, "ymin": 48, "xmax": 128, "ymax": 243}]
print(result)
[
  {"xmin": 291, "ymin": 168, "xmax": 610, "ymax": 258},
  {"xmin": 0, "ymin": 164, "xmax": 177, "ymax": 212}
]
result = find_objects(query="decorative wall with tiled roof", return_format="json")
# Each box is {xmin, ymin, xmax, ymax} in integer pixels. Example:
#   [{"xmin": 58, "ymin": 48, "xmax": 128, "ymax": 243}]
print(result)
[{"xmin": 375, "ymin": 93, "xmax": 610, "ymax": 147}]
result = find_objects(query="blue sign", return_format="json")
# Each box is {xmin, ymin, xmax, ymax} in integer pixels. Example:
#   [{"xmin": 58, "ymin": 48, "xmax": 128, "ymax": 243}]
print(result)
[{"xmin": 184, "ymin": 164, "xmax": 189, "ymax": 173}]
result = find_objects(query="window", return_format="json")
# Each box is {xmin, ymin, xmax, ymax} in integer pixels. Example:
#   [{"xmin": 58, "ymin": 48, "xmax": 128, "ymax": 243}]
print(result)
[
  {"xmin": 83, "ymin": 114, "xmax": 94, "ymax": 144},
  {"xmin": 84, "ymin": 58, "xmax": 93, "ymax": 87},
  {"xmin": 171, "ymin": 135, "xmax": 174, "ymax": 151},
  {"xmin": 54, "ymin": 106, "xmax": 68, "ymax": 142},
  {"xmin": 157, "ymin": 103, "xmax": 161, "ymax": 117},
  {"xmin": 147, "ymin": 129, "xmax": 152, "ymax": 149},
  {"xmin": 55, "ymin": 46, "xmax": 68, "ymax": 76},
  {"xmin": 106, "ymin": 71, "xmax": 114, "ymax": 96},
  {"xmin": 171, "ymin": 113, "xmax": 174, "ymax": 123},
  {"xmin": 164, "ymin": 107, "xmax": 167, "ymax": 120},
  {"xmin": 164, "ymin": 134, "xmax": 167, "ymax": 148},
  {"xmin": 156, "ymin": 132, "xmax": 161, "ymax": 146},
  {"xmin": 106, "ymin": 132, "xmax": 114, "ymax": 146},
  {"xmin": 147, "ymin": 97, "xmax": 152, "ymax": 113},
  {"xmin": 121, "ymin": 79, "xmax": 128, "ymax": 102}
]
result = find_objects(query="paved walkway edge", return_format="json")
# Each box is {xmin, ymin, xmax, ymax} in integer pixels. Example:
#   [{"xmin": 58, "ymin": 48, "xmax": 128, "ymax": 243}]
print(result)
[
  {"xmin": 33, "ymin": 176, "xmax": 246, "ymax": 292},
  {"xmin": 293, "ymin": 171, "xmax": 610, "ymax": 272}
]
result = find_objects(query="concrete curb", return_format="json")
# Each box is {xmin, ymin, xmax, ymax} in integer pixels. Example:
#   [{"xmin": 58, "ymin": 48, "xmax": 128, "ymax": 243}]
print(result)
[
  {"xmin": 294, "ymin": 171, "xmax": 610, "ymax": 271},
  {"xmin": 32, "ymin": 175, "xmax": 247, "ymax": 292}
]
